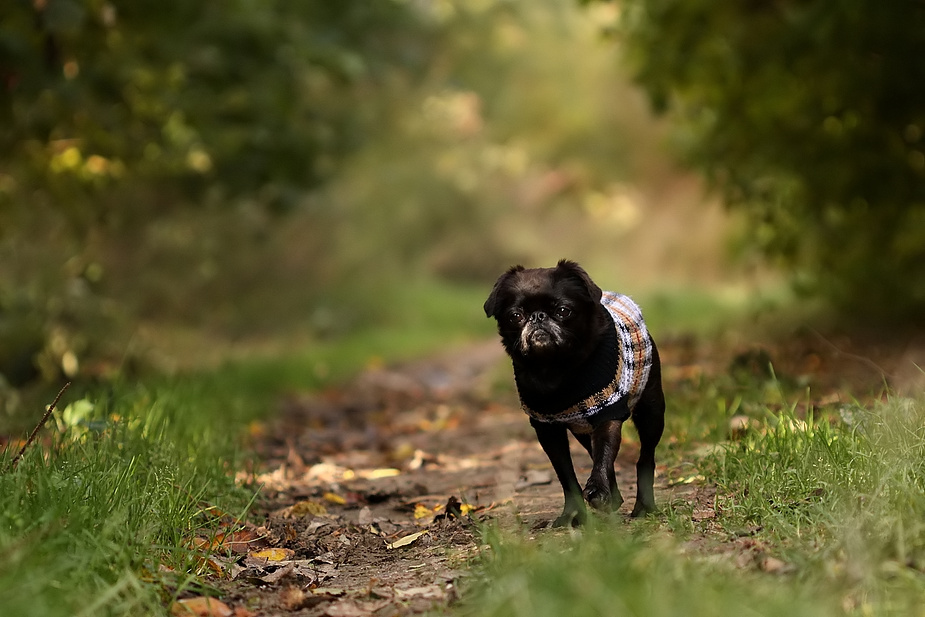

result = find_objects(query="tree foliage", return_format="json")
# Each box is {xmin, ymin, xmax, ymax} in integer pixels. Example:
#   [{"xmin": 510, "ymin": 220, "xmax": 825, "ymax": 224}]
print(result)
[
  {"xmin": 611, "ymin": 0, "xmax": 925, "ymax": 318},
  {"xmin": 0, "ymin": 0, "xmax": 426, "ymax": 227},
  {"xmin": 0, "ymin": 0, "xmax": 430, "ymax": 385}
]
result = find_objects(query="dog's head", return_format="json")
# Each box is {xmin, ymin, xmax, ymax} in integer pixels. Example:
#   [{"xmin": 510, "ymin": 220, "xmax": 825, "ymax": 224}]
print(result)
[{"xmin": 484, "ymin": 260, "xmax": 608, "ymax": 366}]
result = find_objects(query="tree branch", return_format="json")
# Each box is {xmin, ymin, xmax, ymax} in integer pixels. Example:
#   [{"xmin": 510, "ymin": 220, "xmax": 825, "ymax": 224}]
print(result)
[{"xmin": 5, "ymin": 381, "xmax": 71, "ymax": 473}]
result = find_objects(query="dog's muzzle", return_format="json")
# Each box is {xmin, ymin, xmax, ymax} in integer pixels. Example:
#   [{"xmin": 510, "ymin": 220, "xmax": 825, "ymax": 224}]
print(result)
[{"xmin": 519, "ymin": 320, "xmax": 560, "ymax": 353}]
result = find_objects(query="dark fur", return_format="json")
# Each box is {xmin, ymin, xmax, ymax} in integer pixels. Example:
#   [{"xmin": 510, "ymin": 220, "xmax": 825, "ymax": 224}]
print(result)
[{"xmin": 485, "ymin": 260, "xmax": 666, "ymax": 525}]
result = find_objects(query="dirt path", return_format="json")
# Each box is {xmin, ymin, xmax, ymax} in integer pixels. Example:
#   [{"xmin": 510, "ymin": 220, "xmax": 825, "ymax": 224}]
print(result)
[
  {"xmin": 197, "ymin": 332, "xmax": 921, "ymax": 617},
  {"xmin": 199, "ymin": 341, "xmax": 677, "ymax": 616}
]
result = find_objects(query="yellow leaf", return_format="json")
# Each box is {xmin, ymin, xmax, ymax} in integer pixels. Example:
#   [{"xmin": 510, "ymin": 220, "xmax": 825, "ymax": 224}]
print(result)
[
  {"xmin": 247, "ymin": 421, "xmax": 265, "ymax": 438},
  {"xmin": 248, "ymin": 547, "xmax": 294, "ymax": 562},
  {"xmin": 323, "ymin": 492, "xmax": 346, "ymax": 505},
  {"xmin": 413, "ymin": 504, "xmax": 432, "ymax": 519},
  {"xmin": 362, "ymin": 468, "xmax": 401, "ymax": 479},
  {"xmin": 192, "ymin": 556, "xmax": 225, "ymax": 577},
  {"xmin": 460, "ymin": 503, "xmax": 474, "ymax": 516},
  {"xmin": 386, "ymin": 530, "xmax": 427, "ymax": 550},
  {"xmin": 288, "ymin": 500, "xmax": 327, "ymax": 517}
]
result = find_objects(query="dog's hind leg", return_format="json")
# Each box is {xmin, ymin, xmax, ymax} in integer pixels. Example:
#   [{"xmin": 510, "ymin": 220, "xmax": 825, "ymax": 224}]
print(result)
[{"xmin": 630, "ymin": 339, "xmax": 666, "ymax": 517}]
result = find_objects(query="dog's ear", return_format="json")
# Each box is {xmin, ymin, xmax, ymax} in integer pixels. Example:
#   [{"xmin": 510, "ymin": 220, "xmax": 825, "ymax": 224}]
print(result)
[
  {"xmin": 555, "ymin": 259, "xmax": 603, "ymax": 304},
  {"xmin": 484, "ymin": 265, "xmax": 525, "ymax": 318}
]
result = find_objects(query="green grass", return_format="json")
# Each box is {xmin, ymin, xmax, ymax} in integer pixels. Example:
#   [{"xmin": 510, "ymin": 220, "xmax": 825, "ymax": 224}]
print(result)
[
  {"xmin": 457, "ymin": 393, "xmax": 925, "ymax": 617},
  {"xmin": 0, "ymin": 277, "xmax": 492, "ymax": 617},
  {"xmin": 0, "ymin": 383, "xmax": 250, "ymax": 616},
  {"xmin": 461, "ymin": 523, "xmax": 842, "ymax": 617},
  {"xmin": 706, "ymin": 395, "xmax": 925, "ymax": 614}
]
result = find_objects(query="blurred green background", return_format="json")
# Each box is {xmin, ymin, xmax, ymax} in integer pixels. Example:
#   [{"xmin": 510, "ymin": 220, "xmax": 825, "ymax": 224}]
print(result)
[{"xmin": 2, "ymin": 0, "xmax": 923, "ymax": 395}]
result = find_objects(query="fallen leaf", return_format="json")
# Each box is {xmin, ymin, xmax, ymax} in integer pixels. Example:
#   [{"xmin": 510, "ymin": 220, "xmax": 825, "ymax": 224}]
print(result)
[
  {"xmin": 285, "ymin": 500, "xmax": 328, "ymax": 518},
  {"xmin": 248, "ymin": 547, "xmax": 295, "ymax": 562},
  {"xmin": 434, "ymin": 496, "xmax": 475, "ymax": 521},
  {"xmin": 259, "ymin": 562, "xmax": 295, "ymax": 584},
  {"xmin": 413, "ymin": 504, "xmax": 433, "ymax": 519},
  {"xmin": 760, "ymin": 556, "xmax": 792, "ymax": 574},
  {"xmin": 280, "ymin": 587, "xmax": 307, "ymax": 611},
  {"xmin": 408, "ymin": 449, "xmax": 429, "ymax": 470},
  {"xmin": 323, "ymin": 600, "xmax": 370, "ymax": 617},
  {"xmin": 237, "ymin": 557, "xmax": 337, "ymax": 585},
  {"xmin": 211, "ymin": 528, "xmax": 269, "ymax": 554},
  {"xmin": 357, "ymin": 506, "xmax": 374, "ymax": 526},
  {"xmin": 324, "ymin": 492, "xmax": 347, "ymax": 505},
  {"xmin": 386, "ymin": 530, "xmax": 427, "ymax": 550},
  {"xmin": 667, "ymin": 473, "xmax": 706, "ymax": 487},
  {"xmin": 368, "ymin": 586, "xmax": 393, "ymax": 600},
  {"xmin": 192, "ymin": 556, "xmax": 226, "ymax": 576},
  {"xmin": 360, "ymin": 468, "xmax": 401, "ymax": 480},
  {"xmin": 304, "ymin": 519, "xmax": 334, "ymax": 535},
  {"xmin": 247, "ymin": 421, "xmax": 265, "ymax": 438},
  {"xmin": 170, "ymin": 597, "xmax": 233, "ymax": 617},
  {"xmin": 394, "ymin": 585, "xmax": 445, "ymax": 600},
  {"xmin": 280, "ymin": 586, "xmax": 330, "ymax": 611}
]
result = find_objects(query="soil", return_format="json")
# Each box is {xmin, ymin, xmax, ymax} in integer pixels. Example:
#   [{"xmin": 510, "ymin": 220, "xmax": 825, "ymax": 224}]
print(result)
[{"xmin": 186, "ymin": 329, "xmax": 925, "ymax": 617}]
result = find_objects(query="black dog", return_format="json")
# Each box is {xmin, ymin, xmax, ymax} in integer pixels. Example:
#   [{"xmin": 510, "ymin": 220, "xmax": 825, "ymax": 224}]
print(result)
[{"xmin": 484, "ymin": 260, "xmax": 665, "ymax": 526}]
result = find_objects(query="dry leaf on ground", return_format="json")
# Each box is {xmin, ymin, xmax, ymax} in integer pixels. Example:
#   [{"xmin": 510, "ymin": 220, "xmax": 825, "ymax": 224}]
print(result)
[
  {"xmin": 247, "ymin": 547, "xmax": 295, "ymax": 562},
  {"xmin": 281, "ymin": 500, "xmax": 328, "ymax": 518},
  {"xmin": 210, "ymin": 528, "xmax": 271, "ymax": 554},
  {"xmin": 386, "ymin": 530, "xmax": 427, "ymax": 550},
  {"xmin": 393, "ymin": 585, "xmax": 445, "ymax": 600},
  {"xmin": 170, "ymin": 596, "xmax": 233, "ymax": 617}
]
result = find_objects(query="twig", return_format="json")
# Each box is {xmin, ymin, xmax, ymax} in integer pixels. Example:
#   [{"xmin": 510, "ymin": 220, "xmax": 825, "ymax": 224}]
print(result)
[{"xmin": 5, "ymin": 382, "xmax": 71, "ymax": 473}]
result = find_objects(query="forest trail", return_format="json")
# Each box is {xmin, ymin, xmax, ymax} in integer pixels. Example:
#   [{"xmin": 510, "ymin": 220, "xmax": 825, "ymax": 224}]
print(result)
[{"xmin": 192, "ymin": 331, "xmax": 919, "ymax": 617}]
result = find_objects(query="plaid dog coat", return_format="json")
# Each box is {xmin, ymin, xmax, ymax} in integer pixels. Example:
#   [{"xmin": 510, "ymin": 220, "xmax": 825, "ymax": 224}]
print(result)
[{"xmin": 519, "ymin": 292, "xmax": 654, "ymax": 434}]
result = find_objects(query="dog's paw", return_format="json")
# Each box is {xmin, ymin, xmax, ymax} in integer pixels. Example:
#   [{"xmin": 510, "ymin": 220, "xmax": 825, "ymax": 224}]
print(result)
[
  {"xmin": 582, "ymin": 484, "xmax": 610, "ymax": 510},
  {"xmin": 630, "ymin": 501, "xmax": 657, "ymax": 518},
  {"xmin": 583, "ymin": 481, "xmax": 623, "ymax": 511},
  {"xmin": 551, "ymin": 513, "xmax": 581, "ymax": 528},
  {"xmin": 551, "ymin": 502, "xmax": 587, "ymax": 527}
]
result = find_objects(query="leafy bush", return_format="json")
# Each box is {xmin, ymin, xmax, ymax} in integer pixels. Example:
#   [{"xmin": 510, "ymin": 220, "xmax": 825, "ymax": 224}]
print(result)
[{"xmin": 610, "ymin": 0, "xmax": 925, "ymax": 319}]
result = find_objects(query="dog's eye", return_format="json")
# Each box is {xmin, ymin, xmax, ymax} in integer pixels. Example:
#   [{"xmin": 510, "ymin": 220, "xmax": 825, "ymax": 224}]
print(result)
[
  {"xmin": 556, "ymin": 306, "xmax": 571, "ymax": 319},
  {"xmin": 509, "ymin": 310, "xmax": 525, "ymax": 324}
]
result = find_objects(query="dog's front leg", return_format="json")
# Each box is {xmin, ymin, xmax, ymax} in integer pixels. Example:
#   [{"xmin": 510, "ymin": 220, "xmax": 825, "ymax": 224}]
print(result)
[
  {"xmin": 583, "ymin": 419, "xmax": 624, "ymax": 511},
  {"xmin": 531, "ymin": 421, "xmax": 586, "ymax": 527}
]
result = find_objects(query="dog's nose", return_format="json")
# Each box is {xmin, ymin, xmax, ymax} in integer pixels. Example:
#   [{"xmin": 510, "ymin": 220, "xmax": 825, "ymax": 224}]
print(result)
[{"xmin": 530, "ymin": 311, "xmax": 547, "ymax": 323}]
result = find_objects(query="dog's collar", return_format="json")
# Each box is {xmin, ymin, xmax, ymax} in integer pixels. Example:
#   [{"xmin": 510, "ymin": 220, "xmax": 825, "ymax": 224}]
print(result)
[{"xmin": 519, "ymin": 292, "xmax": 653, "ymax": 430}]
